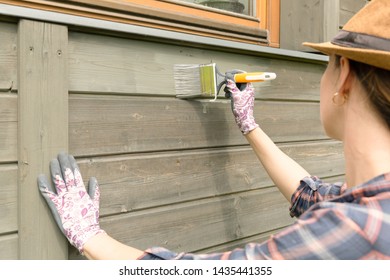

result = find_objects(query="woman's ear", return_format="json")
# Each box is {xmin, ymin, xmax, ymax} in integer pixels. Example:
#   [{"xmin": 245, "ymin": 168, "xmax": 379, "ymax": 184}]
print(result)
[{"xmin": 337, "ymin": 57, "xmax": 354, "ymax": 96}]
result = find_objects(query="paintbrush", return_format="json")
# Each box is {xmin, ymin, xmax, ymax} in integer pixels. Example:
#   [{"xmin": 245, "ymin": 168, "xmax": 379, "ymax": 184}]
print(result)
[{"xmin": 174, "ymin": 62, "xmax": 276, "ymax": 100}]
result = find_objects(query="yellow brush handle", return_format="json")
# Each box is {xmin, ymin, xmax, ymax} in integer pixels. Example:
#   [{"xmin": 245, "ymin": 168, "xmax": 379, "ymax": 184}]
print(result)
[{"xmin": 234, "ymin": 72, "xmax": 276, "ymax": 83}]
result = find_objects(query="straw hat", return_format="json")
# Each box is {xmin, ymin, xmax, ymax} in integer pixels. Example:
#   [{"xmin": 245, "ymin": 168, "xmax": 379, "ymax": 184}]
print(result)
[{"xmin": 303, "ymin": 0, "xmax": 390, "ymax": 70}]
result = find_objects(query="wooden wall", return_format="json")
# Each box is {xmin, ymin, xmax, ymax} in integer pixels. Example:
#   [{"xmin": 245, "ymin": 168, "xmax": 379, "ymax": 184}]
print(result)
[
  {"xmin": 0, "ymin": 17, "xmax": 345, "ymax": 259},
  {"xmin": 339, "ymin": 0, "xmax": 369, "ymax": 27},
  {"xmin": 280, "ymin": 0, "xmax": 368, "ymax": 51},
  {"xmin": 0, "ymin": 21, "xmax": 18, "ymax": 259}
]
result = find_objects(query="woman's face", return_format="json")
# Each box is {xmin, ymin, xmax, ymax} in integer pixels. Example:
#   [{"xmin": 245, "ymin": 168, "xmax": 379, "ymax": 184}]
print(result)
[{"xmin": 319, "ymin": 55, "xmax": 343, "ymax": 140}]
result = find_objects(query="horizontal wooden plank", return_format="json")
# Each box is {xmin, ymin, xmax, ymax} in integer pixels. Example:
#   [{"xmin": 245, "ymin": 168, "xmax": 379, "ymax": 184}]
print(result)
[
  {"xmin": 263, "ymin": 59, "xmax": 325, "ymax": 100},
  {"xmin": 197, "ymin": 174, "xmax": 346, "ymax": 254},
  {"xmin": 339, "ymin": 0, "xmax": 366, "ymax": 27},
  {"xmin": 0, "ymin": 22, "xmax": 17, "ymax": 91},
  {"xmin": 70, "ymin": 172, "xmax": 345, "ymax": 259},
  {"xmin": 77, "ymin": 140, "xmax": 344, "ymax": 217},
  {"xmin": 0, "ymin": 94, "xmax": 17, "ymax": 162},
  {"xmin": 339, "ymin": 10, "xmax": 356, "ymax": 27},
  {"xmin": 68, "ymin": 31, "xmax": 325, "ymax": 101},
  {"xmin": 69, "ymin": 95, "xmax": 327, "ymax": 156},
  {"xmin": 340, "ymin": 0, "xmax": 367, "ymax": 13},
  {"xmin": 0, "ymin": 94, "xmax": 17, "ymax": 122},
  {"xmin": 108, "ymin": 187, "xmax": 292, "ymax": 252},
  {"xmin": 0, "ymin": 234, "xmax": 18, "ymax": 260},
  {"xmin": 0, "ymin": 164, "xmax": 17, "ymax": 234},
  {"xmin": 68, "ymin": 187, "xmax": 293, "ymax": 259},
  {"xmin": 198, "ymin": 227, "xmax": 287, "ymax": 254}
]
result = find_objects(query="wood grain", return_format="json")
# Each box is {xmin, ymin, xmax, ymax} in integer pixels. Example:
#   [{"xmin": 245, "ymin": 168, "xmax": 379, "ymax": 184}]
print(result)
[
  {"xmin": 0, "ymin": 234, "xmax": 18, "ymax": 260},
  {"xmin": 0, "ymin": 164, "xmax": 17, "ymax": 234},
  {"xmin": 18, "ymin": 20, "xmax": 68, "ymax": 259},
  {"xmin": 0, "ymin": 22, "xmax": 17, "ymax": 91},
  {"xmin": 76, "ymin": 140, "xmax": 344, "ymax": 217},
  {"xmin": 0, "ymin": 94, "xmax": 17, "ymax": 162},
  {"xmin": 68, "ymin": 31, "xmax": 325, "ymax": 101},
  {"xmin": 69, "ymin": 95, "xmax": 327, "ymax": 157}
]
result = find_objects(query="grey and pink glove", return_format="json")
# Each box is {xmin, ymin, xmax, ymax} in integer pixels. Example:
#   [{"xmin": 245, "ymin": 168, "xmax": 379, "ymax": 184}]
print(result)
[
  {"xmin": 37, "ymin": 152, "xmax": 105, "ymax": 253},
  {"xmin": 225, "ymin": 79, "xmax": 259, "ymax": 134}
]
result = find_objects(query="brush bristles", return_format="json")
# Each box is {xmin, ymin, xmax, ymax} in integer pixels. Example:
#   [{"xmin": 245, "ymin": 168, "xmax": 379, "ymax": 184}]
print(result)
[
  {"xmin": 174, "ymin": 64, "xmax": 202, "ymax": 98},
  {"xmin": 174, "ymin": 63, "xmax": 217, "ymax": 98}
]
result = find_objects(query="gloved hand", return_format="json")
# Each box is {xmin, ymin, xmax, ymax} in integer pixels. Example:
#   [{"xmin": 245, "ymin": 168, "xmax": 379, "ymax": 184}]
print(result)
[
  {"xmin": 224, "ymin": 78, "xmax": 259, "ymax": 135},
  {"xmin": 37, "ymin": 152, "xmax": 106, "ymax": 253}
]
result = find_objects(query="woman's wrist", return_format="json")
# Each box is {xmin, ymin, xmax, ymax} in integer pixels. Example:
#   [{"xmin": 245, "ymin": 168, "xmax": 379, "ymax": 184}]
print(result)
[{"xmin": 83, "ymin": 232, "xmax": 144, "ymax": 260}]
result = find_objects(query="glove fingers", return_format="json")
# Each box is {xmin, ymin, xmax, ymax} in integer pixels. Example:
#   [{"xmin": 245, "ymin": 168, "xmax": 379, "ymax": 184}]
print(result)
[
  {"xmin": 68, "ymin": 154, "xmax": 86, "ymax": 191},
  {"xmin": 57, "ymin": 152, "xmax": 77, "ymax": 191},
  {"xmin": 88, "ymin": 177, "xmax": 101, "ymax": 209},
  {"xmin": 38, "ymin": 173, "xmax": 56, "ymax": 195},
  {"xmin": 50, "ymin": 158, "xmax": 67, "ymax": 195},
  {"xmin": 223, "ymin": 84, "xmax": 232, "ymax": 99},
  {"xmin": 245, "ymin": 82, "xmax": 254, "ymax": 92},
  {"xmin": 226, "ymin": 79, "xmax": 239, "ymax": 92},
  {"xmin": 37, "ymin": 174, "xmax": 66, "ymax": 235},
  {"xmin": 88, "ymin": 177, "xmax": 99, "ymax": 200},
  {"xmin": 68, "ymin": 154, "xmax": 80, "ymax": 174},
  {"xmin": 226, "ymin": 79, "xmax": 250, "ymax": 92}
]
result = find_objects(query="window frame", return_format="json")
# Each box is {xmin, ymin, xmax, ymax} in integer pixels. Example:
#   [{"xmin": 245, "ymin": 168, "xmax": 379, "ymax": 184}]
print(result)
[{"xmin": 1, "ymin": 0, "xmax": 280, "ymax": 46}]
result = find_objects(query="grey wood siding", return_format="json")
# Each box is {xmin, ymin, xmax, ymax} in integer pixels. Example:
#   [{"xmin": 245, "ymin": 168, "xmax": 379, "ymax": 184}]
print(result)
[
  {"xmin": 0, "ymin": 21, "xmax": 18, "ymax": 260},
  {"xmin": 340, "ymin": 0, "xmax": 368, "ymax": 27},
  {"xmin": 66, "ymin": 31, "xmax": 344, "ymax": 259},
  {"xmin": 18, "ymin": 20, "xmax": 69, "ymax": 259},
  {"xmin": 0, "ymin": 14, "xmax": 345, "ymax": 259},
  {"xmin": 280, "ymin": 0, "xmax": 369, "ymax": 51}
]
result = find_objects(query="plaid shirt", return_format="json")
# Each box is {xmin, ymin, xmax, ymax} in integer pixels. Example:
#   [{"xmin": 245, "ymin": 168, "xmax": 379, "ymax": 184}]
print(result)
[{"xmin": 139, "ymin": 173, "xmax": 390, "ymax": 260}]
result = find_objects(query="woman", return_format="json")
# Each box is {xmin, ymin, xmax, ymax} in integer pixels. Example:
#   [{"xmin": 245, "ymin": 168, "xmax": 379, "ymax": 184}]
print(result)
[{"xmin": 38, "ymin": 0, "xmax": 390, "ymax": 259}]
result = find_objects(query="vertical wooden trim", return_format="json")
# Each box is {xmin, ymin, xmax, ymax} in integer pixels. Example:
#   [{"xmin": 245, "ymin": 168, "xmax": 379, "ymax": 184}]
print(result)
[
  {"xmin": 323, "ymin": 0, "xmax": 340, "ymax": 41},
  {"xmin": 259, "ymin": 0, "xmax": 280, "ymax": 48},
  {"xmin": 268, "ymin": 0, "xmax": 280, "ymax": 48},
  {"xmin": 18, "ymin": 19, "xmax": 68, "ymax": 259},
  {"xmin": 258, "ymin": 0, "xmax": 267, "ymax": 30}
]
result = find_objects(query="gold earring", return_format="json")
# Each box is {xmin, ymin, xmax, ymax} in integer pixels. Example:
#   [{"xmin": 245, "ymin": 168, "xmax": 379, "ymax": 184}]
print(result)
[{"xmin": 332, "ymin": 92, "xmax": 346, "ymax": 106}]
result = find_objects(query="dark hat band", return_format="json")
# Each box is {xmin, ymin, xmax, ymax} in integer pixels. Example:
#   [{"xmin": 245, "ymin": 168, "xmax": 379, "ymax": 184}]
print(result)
[{"xmin": 331, "ymin": 30, "xmax": 390, "ymax": 52}]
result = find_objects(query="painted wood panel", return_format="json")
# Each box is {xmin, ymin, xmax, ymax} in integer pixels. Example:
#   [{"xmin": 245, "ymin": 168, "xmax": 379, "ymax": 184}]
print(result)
[
  {"xmin": 340, "ymin": 0, "xmax": 368, "ymax": 27},
  {"xmin": 69, "ymin": 140, "xmax": 344, "ymax": 258},
  {"xmin": 0, "ymin": 234, "xmax": 18, "ymax": 260},
  {"xmin": 69, "ymin": 186, "xmax": 292, "ymax": 258},
  {"xmin": 68, "ymin": 31, "xmax": 325, "ymax": 101},
  {"xmin": 106, "ymin": 187, "xmax": 291, "ymax": 251},
  {"xmin": 0, "ymin": 12, "xmax": 345, "ymax": 260},
  {"xmin": 198, "ymin": 174, "xmax": 347, "ymax": 254},
  {"xmin": 0, "ymin": 164, "xmax": 17, "ymax": 234},
  {"xmin": 280, "ymin": 0, "xmax": 325, "ymax": 51},
  {"xmin": 0, "ymin": 22, "xmax": 17, "ymax": 91},
  {"xmin": 76, "ymin": 140, "xmax": 344, "ymax": 217},
  {"xmin": 0, "ymin": 21, "xmax": 18, "ymax": 261},
  {"xmin": 69, "ymin": 94, "xmax": 327, "ymax": 157},
  {"xmin": 18, "ymin": 20, "xmax": 69, "ymax": 259},
  {"xmin": 280, "ymin": 0, "xmax": 368, "ymax": 51},
  {"xmin": 0, "ymin": 94, "xmax": 17, "ymax": 162},
  {"xmin": 71, "ymin": 172, "xmax": 346, "ymax": 259}
]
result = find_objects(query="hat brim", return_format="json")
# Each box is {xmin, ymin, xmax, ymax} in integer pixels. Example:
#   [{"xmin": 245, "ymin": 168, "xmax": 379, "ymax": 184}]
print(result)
[{"xmin": 303, "ymin": 41, "xmax": 390, "ymax": 70}]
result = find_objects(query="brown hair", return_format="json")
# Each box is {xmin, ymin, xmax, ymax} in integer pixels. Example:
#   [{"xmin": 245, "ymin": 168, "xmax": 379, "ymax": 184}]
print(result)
[{"xmin": 335, "ymin": 55, "xmax": 390, "ymax": 129}]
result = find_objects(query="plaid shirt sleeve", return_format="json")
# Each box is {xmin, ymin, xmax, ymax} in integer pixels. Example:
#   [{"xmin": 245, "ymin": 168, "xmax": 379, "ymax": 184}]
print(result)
[
  {"xmin": 138, "ymin": 175, "xmax": 390, "ymax": 260},
  {"xmin": 289, "ymin": 176, "xmax": 346, "ymax": 217}
]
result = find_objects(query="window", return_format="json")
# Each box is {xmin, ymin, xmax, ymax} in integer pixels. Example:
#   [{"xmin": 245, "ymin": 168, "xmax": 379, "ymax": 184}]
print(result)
[
  {"xmin": 177, "ymin": 0, "xmax": 256, "ymax": 16},
  {"xmin": 8, "ymin": 0, "xmax": 280, "ymax": 47}
]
